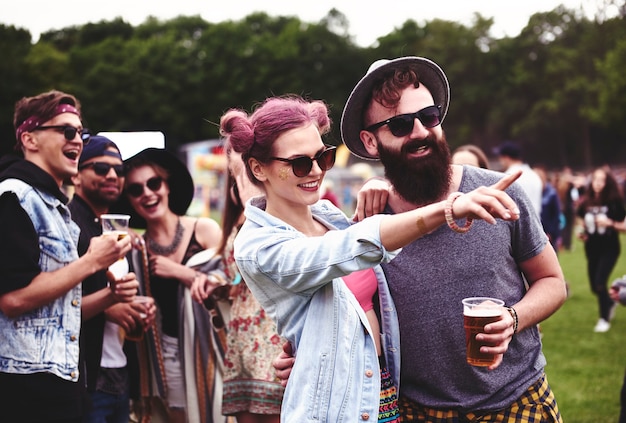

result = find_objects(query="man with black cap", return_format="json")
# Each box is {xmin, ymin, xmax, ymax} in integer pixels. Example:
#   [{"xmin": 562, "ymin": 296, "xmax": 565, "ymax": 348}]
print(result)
[
  {"xmin": 0, "ymin": 91, "xmax": 133, "ymax": 423},
  {"xmin": 339, "ymin": 57, "xmax": 566, "ymax": 421},
  {"xmin": 495, "ymin": 140, "xmax": 543, "ymax": 217},
  {"xmin": 69, "ymin": 135, "xmax": 156, "ymax": 423}
]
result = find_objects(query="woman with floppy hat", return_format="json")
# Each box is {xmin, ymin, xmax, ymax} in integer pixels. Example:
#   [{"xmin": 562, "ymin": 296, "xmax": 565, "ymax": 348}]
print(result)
[{"xmin": 114, "ymin": 148, "xmax": 228, "ymax": 423}]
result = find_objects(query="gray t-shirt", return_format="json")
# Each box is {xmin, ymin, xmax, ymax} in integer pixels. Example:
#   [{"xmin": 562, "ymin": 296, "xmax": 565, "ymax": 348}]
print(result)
[{"xmin": 382, "ymin": 165, "xmax": 548, "ymax": 412}]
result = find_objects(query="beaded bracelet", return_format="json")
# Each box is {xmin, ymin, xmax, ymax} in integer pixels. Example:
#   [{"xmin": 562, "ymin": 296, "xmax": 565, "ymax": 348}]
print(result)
[
  {"xmin": 444, "ymin": 192, "xmax": 473, "ymax": 233},
  {"xmin": 505, "ymin": 306, "xmax": 519, "ymax": 334}
]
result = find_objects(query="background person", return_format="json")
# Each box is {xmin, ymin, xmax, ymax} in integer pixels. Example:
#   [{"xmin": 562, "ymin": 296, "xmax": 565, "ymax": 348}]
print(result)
[
  {"xmin": 575, "ymin": 166, "xmax": 626, "ymax": 333},
  {"xmin": 495, "ymin": 140, "xmax": 543, "ymax": 217},
  {"xmin": 68, "ymin": 135, "xmax": 156, "ymax": 423},
  {"xmin": 610, "ymin": 275, "xmax": 626, "ymax": 423},
  {"xmin": 534, "ymin": 166, "xmax": 562, "ymax": 253},
  {"xmin": 113, "ymin": 147, "xmax": 225, "ymax": 423},
  {"xmin": 555, "ymin": 167, "xmax": 579, "ymax": 251},
  {"xmin": 0, "ymin": 90, "xmax": 131, "ymax": 423},
  {"xmin": 451, "ymin": 143, "xmax": 490, "ymax": 169},
  {"xmin": 192, "ymin": 141, "xmax": 285, "ymax": 423}
]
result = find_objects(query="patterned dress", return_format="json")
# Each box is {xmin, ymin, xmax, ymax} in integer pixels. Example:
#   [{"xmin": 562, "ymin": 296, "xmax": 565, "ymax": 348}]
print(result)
[{"xmin": 222, "ymin": 226, "xmax": 285, "ymax": 415}]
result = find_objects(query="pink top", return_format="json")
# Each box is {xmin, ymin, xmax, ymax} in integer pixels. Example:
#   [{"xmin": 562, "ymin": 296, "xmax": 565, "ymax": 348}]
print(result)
[{"xmin": 342, "ymin": 268, "xmax": 378, "ymax": 312}]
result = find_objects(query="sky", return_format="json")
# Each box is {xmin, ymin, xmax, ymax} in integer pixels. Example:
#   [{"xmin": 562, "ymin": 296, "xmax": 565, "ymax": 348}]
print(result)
[{"xmin": 1, "ymin": 0, "xmax": 613, "ymax": 47}]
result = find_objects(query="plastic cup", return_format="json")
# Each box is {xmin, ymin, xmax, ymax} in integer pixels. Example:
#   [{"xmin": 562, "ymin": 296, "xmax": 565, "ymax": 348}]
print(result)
[
  {"xmin": 462, "ymin": 297, "xmax": 505, "ymax": 366},
  {"xmin": 101, "ymin": 214, "xmax": 130, "ymax": 262},
  {"xmin": 100, "ymin": 214, "xmax": 130, "ymax": 240},
  {"xmin": 124, "ymin": 296, "xmax": 151, "ymax": 341}
]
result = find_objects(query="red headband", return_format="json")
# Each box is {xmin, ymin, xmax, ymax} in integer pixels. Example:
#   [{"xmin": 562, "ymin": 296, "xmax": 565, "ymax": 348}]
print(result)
[{"xmin": 15, "ymin": 104, "xmax": 81, "ymax": 141}]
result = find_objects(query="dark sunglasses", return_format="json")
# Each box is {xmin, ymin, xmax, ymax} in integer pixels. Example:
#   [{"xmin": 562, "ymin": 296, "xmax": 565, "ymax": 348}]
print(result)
[
  {"xmin": 78, "ymin": 161, "xmax": 124, "ymax": 177},
  {"xmin": 126, "ymin": 176, "xmax": 163, "ymax": 198},
  {"xmin": 203, "ymin": 295, "xmax": 226, "ymax": 330},
  {"xmin": 33, "ymin": 125, "xmax": 91, "ymax": 144},
  {"xmin": 365, "ymin": 105, "xmax": 442, "ymax": 137},
  {"xmin": 270, "ymin": 146, "xmax": 337, "ymax": 178}
]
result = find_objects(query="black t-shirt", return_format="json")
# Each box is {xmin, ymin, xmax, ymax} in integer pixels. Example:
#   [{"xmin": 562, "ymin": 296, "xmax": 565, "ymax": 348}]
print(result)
[
  {"xmin": 577, "ymin": 199, "xmax": 626, "ymax": 251},
  {"xmin": 0, "ymin": 191, "xmax": 41, "ymax": 295},
  {"xmin": 0, "ymin": 371, "xmax": 87, "ymax": 422},
  {"xmin": 0, "ymin": 156, "xmax": 67, "ymax": 295}
]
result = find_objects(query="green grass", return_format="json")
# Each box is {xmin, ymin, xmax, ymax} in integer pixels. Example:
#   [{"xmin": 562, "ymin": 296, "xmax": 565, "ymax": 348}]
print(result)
[{"xmin": 541, "ymin": 235, "xmax": 626, "ymax": 422}]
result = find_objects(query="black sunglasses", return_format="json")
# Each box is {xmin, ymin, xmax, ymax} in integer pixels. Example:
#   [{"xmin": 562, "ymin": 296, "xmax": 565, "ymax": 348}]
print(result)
[
  {"xmin": 126, "ymin": 176, "xmax": 164, "ymax": 198},
  {"xmin": 270, "ymin": 146, "xmax": 337, "ymax": 178},
  {"xmin": 203, "ymin": 295, "xmax": 225, "ymax": 330},
  {"xmin": 78, "ymin": 161, "xmax": 124, "ymax": 177},
  {"xmin": 33, "ymin": 125, "xmax": 91, "ymax": 144},
  {"xmin": 365, "ymin": 105, "xmax": 442, "ymax": 137}
]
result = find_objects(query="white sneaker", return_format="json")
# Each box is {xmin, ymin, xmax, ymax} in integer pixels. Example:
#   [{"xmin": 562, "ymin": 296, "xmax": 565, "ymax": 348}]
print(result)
[{"xmin": 594, "ymin": 318, "xmax": 610, "ymax": 333}]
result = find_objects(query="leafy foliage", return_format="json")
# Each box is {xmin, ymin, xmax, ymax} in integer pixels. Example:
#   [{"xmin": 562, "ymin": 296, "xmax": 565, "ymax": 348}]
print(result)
[{"xmin": 1, "ymin": 5, "xmax": 625, "ymax": 169}]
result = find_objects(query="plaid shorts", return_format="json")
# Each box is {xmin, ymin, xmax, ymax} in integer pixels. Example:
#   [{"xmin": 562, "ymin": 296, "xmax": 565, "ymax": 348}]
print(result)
[{"xmin": 399, "ymin": 374, "xmax": 562, "ymax": 422}]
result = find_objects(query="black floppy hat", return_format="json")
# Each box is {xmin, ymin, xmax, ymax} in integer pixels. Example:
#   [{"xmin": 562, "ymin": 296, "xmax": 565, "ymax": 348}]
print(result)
[
  {"xmin": 111, "ymin": 147, "xmax": 194, "ymax": 229},
  {"xmin": 340, "ymin": 56, "xmax": 450, "ymax": 161}
]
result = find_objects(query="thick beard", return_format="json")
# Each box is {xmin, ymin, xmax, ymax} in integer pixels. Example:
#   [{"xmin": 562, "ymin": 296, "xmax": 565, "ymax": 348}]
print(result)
[{"xmin": 377, "ymin": 132, "xmax": 452, "ymax": 206}]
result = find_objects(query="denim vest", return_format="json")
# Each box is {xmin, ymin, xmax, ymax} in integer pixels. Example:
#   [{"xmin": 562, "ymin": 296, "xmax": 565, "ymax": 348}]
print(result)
[
  {"xmin": 0, "ymin": 178, "xmax": 81, "ymax": 381},
  {"xmin": 235, "ymin": 198, "xmax": 401, "ymax": 422}
]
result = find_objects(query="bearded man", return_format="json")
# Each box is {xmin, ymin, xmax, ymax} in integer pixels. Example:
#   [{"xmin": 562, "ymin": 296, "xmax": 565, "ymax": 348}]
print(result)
[{"xmin": 341, "ymin": 57, "xmax": 567, "ymax": 422}]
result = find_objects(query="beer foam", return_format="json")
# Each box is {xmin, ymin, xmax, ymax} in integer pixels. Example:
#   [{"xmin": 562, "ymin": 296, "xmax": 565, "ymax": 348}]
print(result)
[{"xmin": 463, "ymin": 307, "xmax": 502, "ymax": 317}]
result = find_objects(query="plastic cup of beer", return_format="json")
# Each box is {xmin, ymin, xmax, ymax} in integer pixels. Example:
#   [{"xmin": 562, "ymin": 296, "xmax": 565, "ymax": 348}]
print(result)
[
  {"xmin": 462, "ymin": 297, "xmax": 505, "ymax": 367},
  {"xmin": 124, "ymin": 296, "xmax": 151, "ymax": 342},
  {"xmin": 100, "ymin": 214, "xmax": 130, "ymax": 240}
]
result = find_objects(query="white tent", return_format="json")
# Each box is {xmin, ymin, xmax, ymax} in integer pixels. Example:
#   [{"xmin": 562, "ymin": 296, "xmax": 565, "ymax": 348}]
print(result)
[{"xmin": 97, "ymin": 131, "xmax": 165, "ymax": 160}]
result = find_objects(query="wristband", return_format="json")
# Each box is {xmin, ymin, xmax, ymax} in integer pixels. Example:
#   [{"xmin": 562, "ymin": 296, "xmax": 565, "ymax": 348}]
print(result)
[
  {"xmin": 505, "ymin": 306, "xmax": 519, "ymax": 334},
  {"xmin": 444, "ymin": 192, "xmax": 473, "ymax": 233}
]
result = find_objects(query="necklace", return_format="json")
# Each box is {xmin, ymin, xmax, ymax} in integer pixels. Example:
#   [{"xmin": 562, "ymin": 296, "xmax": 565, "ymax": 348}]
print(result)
[{"xmin": 145, "ymin": 218, "xmax": 184, "ymax": 256}]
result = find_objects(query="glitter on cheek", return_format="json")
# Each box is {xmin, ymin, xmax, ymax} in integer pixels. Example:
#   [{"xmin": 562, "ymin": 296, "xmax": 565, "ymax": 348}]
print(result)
[{"xmin": 278, "ymin": 167, "xmax": 290, "ymax": 180}]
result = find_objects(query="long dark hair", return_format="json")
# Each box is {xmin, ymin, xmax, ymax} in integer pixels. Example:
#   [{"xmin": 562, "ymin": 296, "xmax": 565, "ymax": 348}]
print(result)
[
  {"xmin": 217, "ymin": 145, "xmax": 244, "ymax": 256},
  {"xmin": 581, "ymin": 166, "xmax": 624, "ymax": 207}
]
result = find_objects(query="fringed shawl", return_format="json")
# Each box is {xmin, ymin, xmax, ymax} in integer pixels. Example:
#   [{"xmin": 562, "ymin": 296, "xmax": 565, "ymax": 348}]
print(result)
[{"xmin": 132, "ymin": 240, "xmax": 234, "ymax": 423}]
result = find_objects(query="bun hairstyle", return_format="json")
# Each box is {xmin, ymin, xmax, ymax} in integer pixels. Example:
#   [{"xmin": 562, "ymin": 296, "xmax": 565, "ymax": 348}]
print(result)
[{"xmin": 219, "ymin": 95, "xmax": 332, "ymax": 186}]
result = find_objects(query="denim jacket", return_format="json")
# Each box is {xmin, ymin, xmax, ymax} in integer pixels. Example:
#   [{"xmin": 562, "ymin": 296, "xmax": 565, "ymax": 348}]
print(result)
[
  {"xmin": 234, "ymin": 197, "xmax": 401, "ymax": 422},
  {"xmin": 0, "ymin": 178, "xmax": 82, "ymax": 381}
]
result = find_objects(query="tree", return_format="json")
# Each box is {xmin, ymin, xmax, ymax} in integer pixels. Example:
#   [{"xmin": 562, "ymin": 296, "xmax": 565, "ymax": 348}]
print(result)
[
  {"xmin": 0, "ymin": 25, "xmax": 36, "ymax": 156},
  {"xmin": 1, "ymin": 6, "xmax": 624, "ymax": 171}
]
